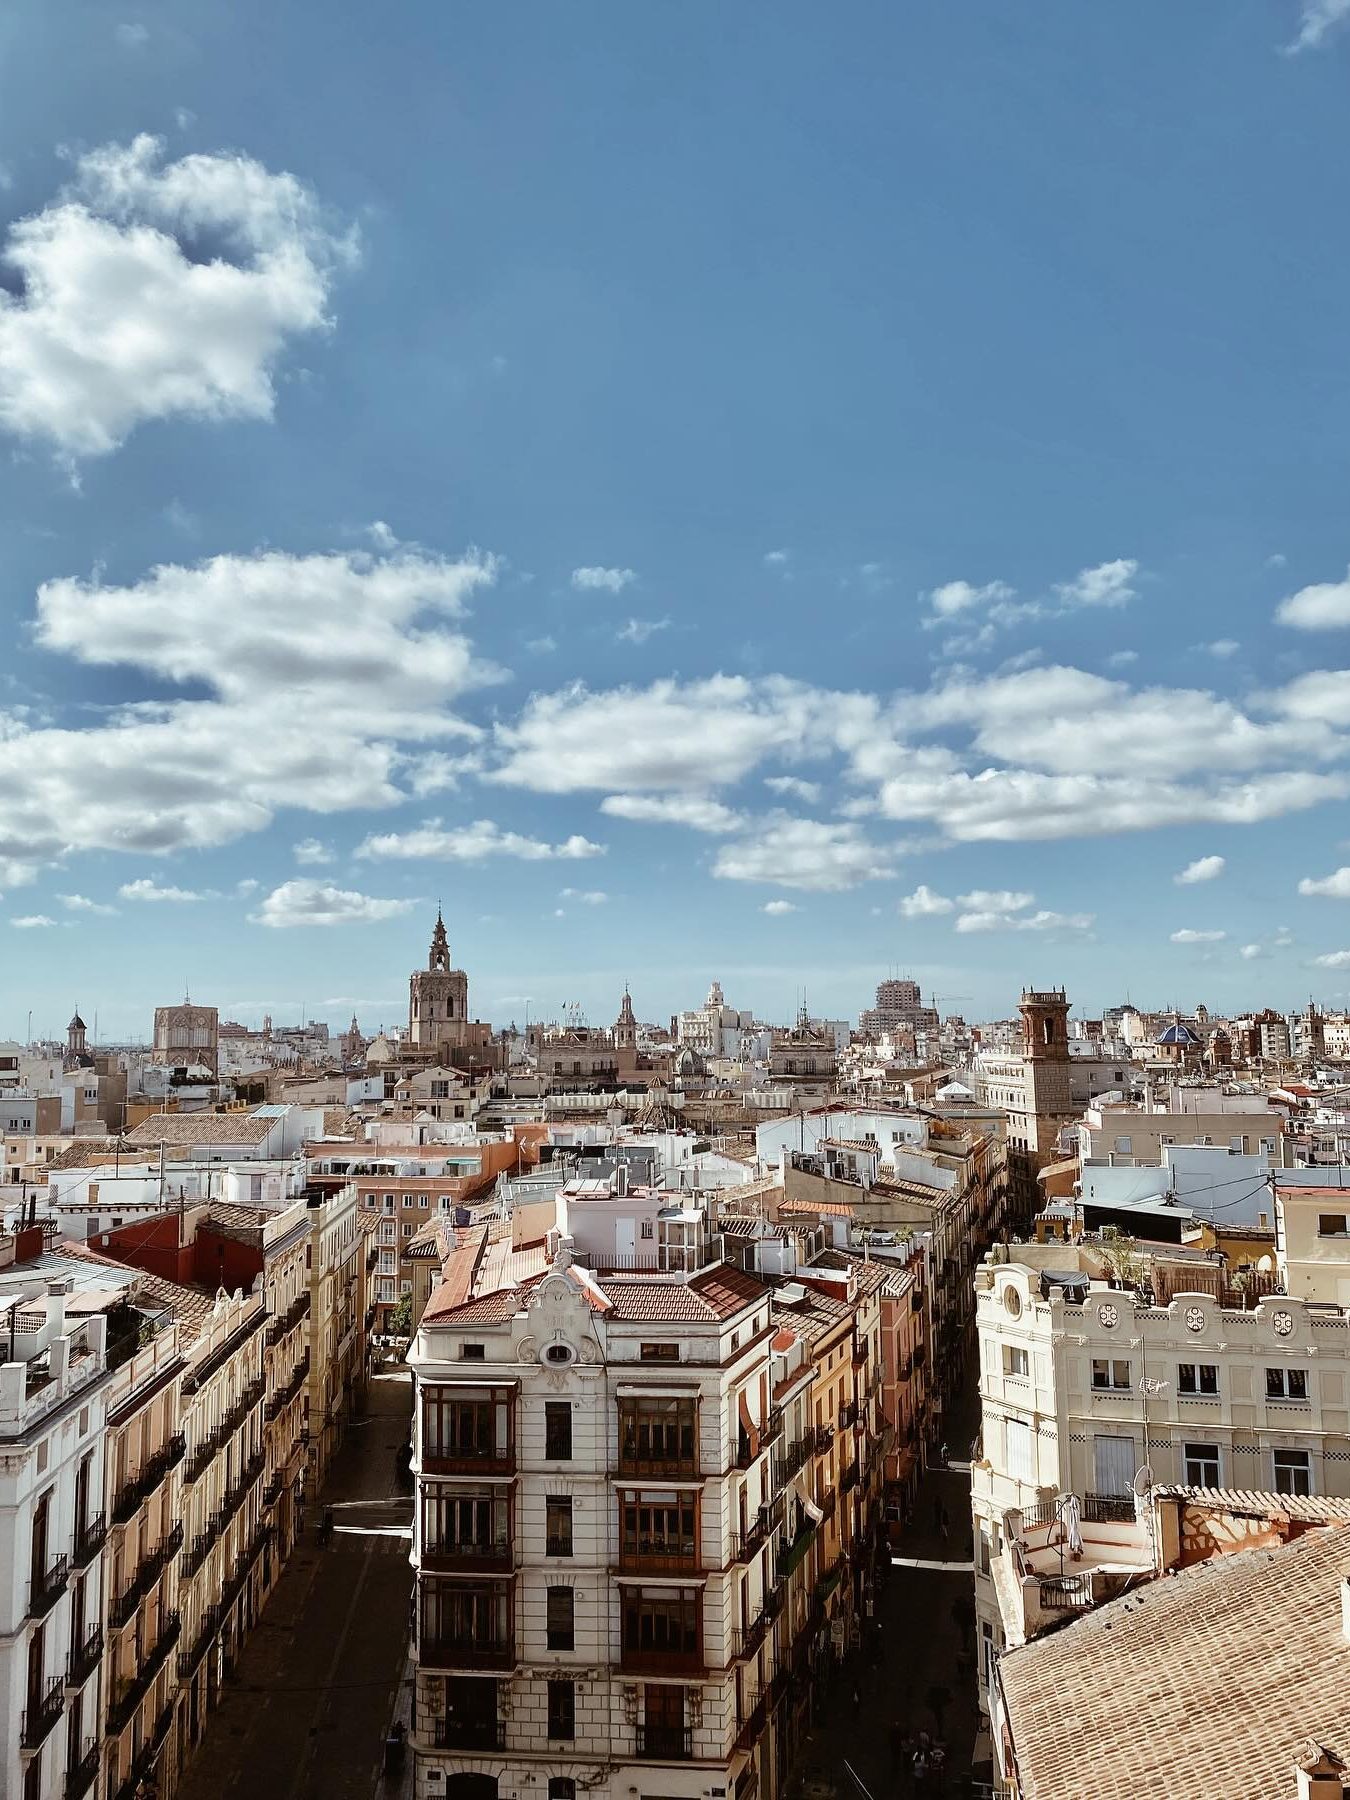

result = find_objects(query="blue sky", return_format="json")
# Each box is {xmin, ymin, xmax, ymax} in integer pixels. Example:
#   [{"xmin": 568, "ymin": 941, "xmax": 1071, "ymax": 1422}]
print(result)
[{"xmin": 4, "ymin": 0, "xmax": 1350, "ymax": 1041}]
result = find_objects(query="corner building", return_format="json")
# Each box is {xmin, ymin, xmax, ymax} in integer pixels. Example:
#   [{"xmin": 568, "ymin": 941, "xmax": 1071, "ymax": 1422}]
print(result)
[{"xmin": 409, "ymin": 1251, "xmax": 784, "ymax": 1800}]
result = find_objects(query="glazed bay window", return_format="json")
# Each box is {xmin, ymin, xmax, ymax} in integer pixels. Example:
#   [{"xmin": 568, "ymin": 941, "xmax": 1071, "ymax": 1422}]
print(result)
[
  {"xmin": 422, "ymin": 1385, "xmax": 514, "ymax": 1473},
  {"xmin": 1177, "ymin": 1363, "xmax": 1219, "ymax": 1396},
  {"xmin": 621, "ymin": 1586, "xmax": 702, "ymax": 1674},
  {"xmin": 1266, "ymin": 1368, "xmax": 1310, "ymax": 1402},
  {"xmin": 1091, "ymin": 1358, "xmax": 1131, "ymax": 1392},
  {"xmin": 618, "ymin": 1395, "xmax": 699, "ymax": 1478},
  {"xmin": 1274, "ymin": 1449, "xmax": 1313, "ymax": 1496},
  {"xmin": 419, "ymin": 1580, "xmax": 513, "ymax": 1669},
  {"xmin": 422, "ymin": 1489, "xmax": 510, "ymax": 1568},
  {"xmin": 619, "ymin": 1492, "xmax": 699, "ymax": 1571}
]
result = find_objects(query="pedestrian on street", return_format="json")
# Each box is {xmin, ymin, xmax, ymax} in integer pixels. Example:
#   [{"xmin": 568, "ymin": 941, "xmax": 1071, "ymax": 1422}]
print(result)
[
  {"xmin": 940, "ymin": 1439, "xmax": 949, "ymax": 1466},
  {"xmin": 939, "ymin": 1502, "xmax": 950, "ymax": 1540}
]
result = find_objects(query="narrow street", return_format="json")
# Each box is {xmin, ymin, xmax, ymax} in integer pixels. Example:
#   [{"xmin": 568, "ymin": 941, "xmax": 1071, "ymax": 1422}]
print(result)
[
  {"xmin": 176, "ymin": 1367, "xmax": 414, "ymax": 1800},
  {"xmin": 794, "ymin": 1364, "xmax": 982, "ymax": 1799}
]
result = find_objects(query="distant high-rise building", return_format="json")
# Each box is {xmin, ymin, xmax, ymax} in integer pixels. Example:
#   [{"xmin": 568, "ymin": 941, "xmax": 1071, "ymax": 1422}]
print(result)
[{"xmin": 859, "ymin": 976, "xmax": 939, "ymax": 1039}]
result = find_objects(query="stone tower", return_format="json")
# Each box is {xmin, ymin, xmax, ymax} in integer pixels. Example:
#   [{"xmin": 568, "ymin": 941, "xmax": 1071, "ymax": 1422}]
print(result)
[
  {"xmin": 67, "ymin": 1011, "xmax": 88, "ymax": 1063},
  {"xmin": 614, "ymin": 986, "xmax": 637, "ymax": 1054},
  {"xmin": 409, "ymin": 909, "xmax": 471, "ymax": 1053}
]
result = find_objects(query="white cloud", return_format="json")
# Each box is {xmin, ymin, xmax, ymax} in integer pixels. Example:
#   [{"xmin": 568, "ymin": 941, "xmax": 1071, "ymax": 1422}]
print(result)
[
  {"xmin": 1299, "ymin": 867, "xmax": 1350, "ymax": 898},
  {"xmin": 57, "ymin": 892, "xmax": 118, "ymax": 915},
  {"xmin": 119, "ymin": 878, "xmax": 203, "ymax": 902},
  {"xmin": 764, "ymin": 776, "xmax": 822, "ymax": 804},
  {"xmin": 926, "ymin": 579, "xmax": 1016, "ymax": 621},
  {"xmin": 525, "ymin": 635, "xmax": 557, "ymax": 654},
  {"xmin": 600, "ymin": 793, "xmax": 745, "ymax": 834},
  {"xmin": 1054, "ymin": 558, "xmax": 1138, "ymax": 609},
  {"xmin": 899, "ymin": 884, "xmax": 955, "ymax": 918},
  {"xmin": 293, "ymin": 838, "xmax": 333, "ymax": 865},
  {"xmin": 1175, "ymin": 855, "xmax": 1226, "ymax": 885},
  {"xmin": 957, "ymin": 888, "xmax": 1034, "ymax": 913},
  {"xmin": 251, "ymin": 880, "xmax": 415, "ymax": 928},
  {"xmin": 1204, "ymin": 639, "xmax": 1241, "ymax": 659},
  {"xmin": 116, "ymin": 21, "xmax": 149, "ymax": 46},
  {"xmin": 763, "ymin": 549, "xmax": 791, "ymax": 567},
  {"xmin": 559, "ymin": 887, "xmax": 608, "ymax": 905},
  {"xmin": 616, "ymin": 617, "xmax": 670, "ymax": 645},
  {"xmin": 713, "ymin": 818, "xmax": 897, "ymax": 892},
  {"xmin": 1239, "ymin": 943, "xmax": 1269, "ymax": 960},
  {"xmin": 10, "ymin": 914, "xmax": 55, "ymax": 928},
  {"xmin": 0, "ymin": 134, "xmax": 355, "ymax": 458},
  {"xmin": 355, "ymin": 819, "xmax": 604, "ymax": 862},
  {"xmin": 1170, "ymin": 928, "xmax": 1228, "ymax": 944},
  {"xmin": 1277, "ymin": 569, "xmax": 1350, "ymax": 629},
  {"xmin": 234, "ymin": 878, "xmax": 259, "ymax": 896},
  {"xmin": 955, "ymin": 906, "xmax": 1093, "ymax": 934},
  {"xmin": 1106, "ymin": 649, "xmax": 1139, "ymax": 667},
  {"xmin": 1314, "ymin": 950, "xmax": 1350, "ymax": 969},
  {"xmin": 762, "ymin": 900, "xmax": 799, "ymax": 916},
  {"xmin": 1286, "ymin": 0, "xmax": 1350, "ymax": 52},
  {"xmin": 571, "ymin": 565, "xmax": 635, "ymax": 593}
]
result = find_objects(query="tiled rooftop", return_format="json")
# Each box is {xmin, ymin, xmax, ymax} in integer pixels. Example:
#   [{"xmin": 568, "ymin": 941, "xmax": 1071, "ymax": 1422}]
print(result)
[
  {"xmin": 999, "ymin": 1525, "xmax": 1350, "ymax": 1800},
  {"xmin": 125, "ymin": 1111, "xmax": 279, "ymax": 1146}
]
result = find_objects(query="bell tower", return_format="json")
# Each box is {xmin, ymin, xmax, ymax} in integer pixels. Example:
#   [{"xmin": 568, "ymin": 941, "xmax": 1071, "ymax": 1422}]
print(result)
[
  {"xmin": 614, "ymin": 986, "xmax": 637, "ymax": 1054},
  {"xmin": 1019, "ymin": 988, "xmax": 1070, "ymax": 1061},
  {"xmin": 409, "ymin": 909, "xmax": 470, "ymax": 1053}
]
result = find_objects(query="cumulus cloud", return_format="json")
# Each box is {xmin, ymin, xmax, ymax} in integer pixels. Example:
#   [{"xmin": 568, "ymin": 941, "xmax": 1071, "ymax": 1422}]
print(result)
[
  {"xmin": 251, "ymin": 880, "xmax": 415, "ymax": 928},
  {"xmin": 1170, "ymin": 928, "xmax": 1227, "ymax": 944},
  {"xmin": 57, "ymin": 893, "xmax": 118, "ymax": 914},
  {"xmin": 762, "ymin": 900, "xmax": 799, "ymax": 915},
  {"xmin": 293, "ymin": 838, "xmax": 333, "ymax": 865},
  {"xmin": 1204, "ymin": 640, "xmax": 1241, "ymax": 659},
  {"xmin": 9, "ymin": 913, "xmax": 55, "ymax": 928},
  {"xmin": 713, "ymin": 818, "xmax": 897, "ymax": 892},
  {"xmin": 1299, "ymin": 867, "xmax": 1350, "ymax": 898},
  {"xmin": 1286, "ymin": 0, "xmax": 1350, "ymax": 52},
  {"xmin": 559, "ymin": 887, "xmax": 608, "ymax": 905},
  {"xmin": 571, "ymin": 565, "xmax": 635, "ymax": 593},
  {"xmin": 1054, "ymin": 558, "xmax": 1138, "ymax": 609},
  {"xmin": 925, "ymin": 579, "xmax": 1016, "ymax": 621},
  {"xmin": 355, "ymin": 819, "xmax": 604, "ymax": 862},
  {"xmin": 119, "ymin": 877, "xmax": 203, "ymax": 902},
  {"xmin": 1314, "ymin": 950, "xmax": 1350, "ymax": 969},
  {"xmin": 600, "ymin": 793, "xmax": 745, "ymax": 834},
  {"xmin": 899, "ymin": 884, "xmax": 955, "ymax": 918},
  {"xmin": 1239, "ymin": 943, "xmax": 1269, "ymax": 960},
  {"xmin": 763, "ymin": 549, "xmax": 791, "ymax": 567},
  {"xmin": 954, "ymin": 897, "xmax": 1093, "ymax": 933},
  {"xmin": 616, "ymin": 617, "xmax": 670, "ymax": 645},
  {"xmin": 765, "ymin": 776, "xmax": 822, "ymax": 804},
  {"xmin": 1276, "ymin": 568, "xmax": 1350, "ymax": 629},
  {"xmin": 0, "ymin": 134, "xmax": 355, "ymax": 458},
  {"xmin": 1175, "ymin": 855, "xmax": 1225, "ymax": 885},
  {"xmin": 116, "ymin": 21, "xmax": 149, "ymax": 46},
  {"xmin": 958, "ymin": 888, "xmax": 1035, "ymax": 913}
]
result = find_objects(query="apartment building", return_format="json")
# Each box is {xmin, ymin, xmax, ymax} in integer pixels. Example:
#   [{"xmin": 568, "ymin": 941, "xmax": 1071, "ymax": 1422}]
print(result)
[
  {"xmin": 306, "ymin": 1183, "xmax": 366, "ymax": 1489},
  {"xmin": 969, "ymin": 1233, "xmax": 1350, "ymax": 1722},
  {"xmin": 0, "ymin": 1255, "xmax": 111, "ymax": 1800}
]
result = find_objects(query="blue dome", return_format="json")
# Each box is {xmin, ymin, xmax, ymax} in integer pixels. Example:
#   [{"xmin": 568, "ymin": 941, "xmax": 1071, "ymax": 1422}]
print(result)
[{"xmin": 1157, "ymin": 1021, "xmax": 1200, "ymax": 1045}]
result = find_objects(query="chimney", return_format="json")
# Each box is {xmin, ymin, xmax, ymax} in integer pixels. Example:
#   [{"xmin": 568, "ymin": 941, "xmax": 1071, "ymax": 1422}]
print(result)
[{"xmin": 1296, "ymin": 1743, "xmax": 1348, "ymax": 1800}]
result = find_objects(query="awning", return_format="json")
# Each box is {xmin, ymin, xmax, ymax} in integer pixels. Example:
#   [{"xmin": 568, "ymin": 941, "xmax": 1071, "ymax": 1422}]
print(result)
[
  {"xmin": 793, "ymin": 1472, "xmax": 823, "ymax": 1523},
  {"xmin": 738, "ymin": 1387, "xmax": 760, "ymax": 1458}
]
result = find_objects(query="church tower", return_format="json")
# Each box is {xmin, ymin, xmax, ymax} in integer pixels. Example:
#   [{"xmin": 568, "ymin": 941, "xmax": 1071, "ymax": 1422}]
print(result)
[
  {"xmin": 409, "ymin": 909, "xmax": 471, "ymax": 1053},
  {"xmin": 614, "ymin": 986, "xmax": 637, "ymax": 1054},
  {"xmin": 67, "ymin": 1010, "xmax": 88, "ymax": 1064}
]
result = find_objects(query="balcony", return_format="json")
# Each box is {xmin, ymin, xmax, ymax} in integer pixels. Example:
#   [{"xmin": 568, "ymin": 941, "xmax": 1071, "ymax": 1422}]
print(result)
[
  {"xmin": 178, "ymin": 1603, "xmax": 222, "ymax": 1680},
  {"xmin": 761, "ymin": 1577, "xmax": 786, "ymax": 1622},
  {"xmin": 430, "ymin": 1718, "xmax": 506, "ymax": 1752},
  {"xmin": 107, "ymin": 1612, "xmax": 181, "ymax": 1733},
  {"xmin": 616, "ymin": 1447, "xmax": 700, "ymax": 1481},
  {"xmin": 732, "ymin": 1511, "xmax": 770, "ymax": 1565},
  {"xmin": 762, "ymin": 1403, "xmax": 785, "ymax": 1443},
  {"xmin": 29, "ymin": 1552, "xmax": 70, "ymax": 1620},
  {"xmin": 111, "ymin": 1433, "xmax": 186, "ymax": 1524},
  {"xmin": 1083, "ymin": 1492, "xmax": 1135, "ymax": 1524},
  {"xmin": 266, "ymin": 1352, "xmax": 310, "ymax": 1422},
  {"xmin": 839, "ymin": 1400, "xmax": 858, "ymax": 1430},
  {"xmin": 840, "ymin": 1460, "xmax": 860, "ymax": 1494},
  {"xmin": 814, "ymin": 1423, "xmax": 836, "ymax": 1454},
  {"xmin": 109, "ymin": 1523, "xmax": 183, "ymax": 1628},
  {"xmin": 732, "ymin": 1612, "xmax": 768, "ymax": 1661},
  {"xmin": 619, "ymin": 1536, "xmax": 701, "ymax": 1576},
  {"xmin": 21, "ymin": 1675, "xmax": 64, "ymax": 1750},
  {"xmin": 67, "ymin": 1625, "xmax": 103, "ymax": 1690},
  {"xmin": 422, "ymin": 1539, "xmax": 514, "ymax": 1575},
  {"xmin": 265, "ymin": 1290, "xmax": 311, "ymax": 1345},
  {"xmin": 111, "ymin": 1703, "xmax": 174, "ymax": 1800},
  {"xmin": 635, "ymin": 1724, "xmax": 693, "ymax": 1760},
  {"xmin": 620, "ymin": 1641, "xmax": 705, "ymax": 1678},
  {"xmin": 423, "ymin": 1444, "xmax": 516, "ymax": 1479},
  {"xmin": 72, "ymin": 1513, "xmax": 106, "ymax": 1570},
  {"xmin": 65, "ymin": 1739, "xmax": 99, "ymax": 1800},
  {"xmin": 419, "ymin": 1633, "xmax": 516, "ymax": 1673},
  {"xmin": 735, "ymin": 1688, "xmax": 768, "ymax": 1752}
]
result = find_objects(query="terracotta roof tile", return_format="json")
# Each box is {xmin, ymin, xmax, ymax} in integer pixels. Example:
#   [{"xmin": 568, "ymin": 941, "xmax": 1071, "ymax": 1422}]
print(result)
[
  {"xmin": 125, "ymin": 1112, "xmax": 278, "ymax": 1146},
  {"xmin": 999, "ymin": 1525, "xmax": 1350, "ymax": 1800}
]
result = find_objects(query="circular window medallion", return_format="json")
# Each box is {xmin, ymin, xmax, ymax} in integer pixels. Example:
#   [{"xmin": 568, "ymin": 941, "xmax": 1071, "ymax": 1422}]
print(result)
[
  {"xmin": 1098, "ymin": 1303, "xmax": 1119, "ymax": 1329},
  {"xmin": 1185, "ymin": 1306, "xmax": 1205, "ymax": 1334},
  {"xmin": 543, "ymin": 1340, "xmax": 575, "ymax": 1366},
  {"xmin": 1003, "ymin": 1286, "xmax": 1022, "ymax": 1318},
  {"xmin": 1272, "ymin": 1310, "xmax": 1294, "ymax": 1338}
]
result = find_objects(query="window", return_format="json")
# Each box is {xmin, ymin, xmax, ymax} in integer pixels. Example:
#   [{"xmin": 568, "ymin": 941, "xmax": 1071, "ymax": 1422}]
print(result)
[
  {"xmin": 1091, "ymin": 1358, "xmax": 1131, "ymax": 1391},
  {"xmin": 401, "ymin": 1193, "xmax": 418, "ymax": 1209},
  {"xmin": 1183, "ymin": 1442, "xmax": 1220, "ymax": 1487},
  {"xmin": 1273, "ymin": 1449, "xmax": 1312, "ymax": 1496},
  {"xmin": 1266, "ymin": 1368, "xmax": 1309, "ymax": 1401},
  {"xmin": 1005, "ymin": 1417, "xmax": 1033, "ymax": 1483},
  {"xmin": 1093, "ymin": 1434, "xmax": 1137, "ymax": 1496},
  {"xmin": 1113, "ymin": 1136, "xmax": 1132, "ymax": 1155},
  {"xmin": 1177, "ymin": 1363, "xmax": 1218, "ymax": 1396},
  {"xmin": 619, "ymin": 1396, "xmax": 698, "ymax": 1474},
  {"xmin": 546, "ymin": 1586, "xmax": 575, "ymax": 1651},
  {"xmin": 639, "ymin": 1342, "xmax": 680, "ymax": 1362},
  {"xmin": 549, "ymin": 1781, "xmax": 577, "ymax": 1800},
  {"xmin": 621, "ymin": 1494, "xmax": 697, "ymax": 1566},
  {"xmin": 422, "ymin": 1488, "xmax": 509, "ymax": 1555},
  {"xmin": 545, "ymin": 1403, "xmax": 573, "ymax": 1461},
  {"xmin": 1228, "ymin": 1135, "xmax": 1246, "ymax": 1155},
  {"xmin": 640, "ymin": 1218, "xmax": 654, "ymax": 1240},
  {"xmin": 547, "ymin": 1680, "xmax": 576, "ymax": 1740},
  {"xmin": 1002, "ymin": 1345, "xmax": 1029, "ymax": 1379},
  {"xmin": 546, "ymin": 1497, "xmax": 573, "ymax": 1557},
  {"xmin": 402, "ymin": 1222, "xmax": 414, "ymax": 1238},
  {"xmin": 621, "ymin": 1587, "xmax": 700, "ymax": 1662},
  {"xmin": 461, "ymin": 1344, "xmax": 486, "ymax": 1361},
  {"xmin": 1318, "ymin": 1213, "xmax": 1349, "ymax": 1237},
  {"xmin": 421, "ymin": 1390, "xmax": 511, "ymax": 1463}
]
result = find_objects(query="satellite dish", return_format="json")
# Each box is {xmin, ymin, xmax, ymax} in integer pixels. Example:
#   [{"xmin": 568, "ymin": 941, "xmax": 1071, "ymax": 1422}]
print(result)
[{"xmin": 1133, "ymin": 1465, "xmax": 1155, "ymax": 1496}]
